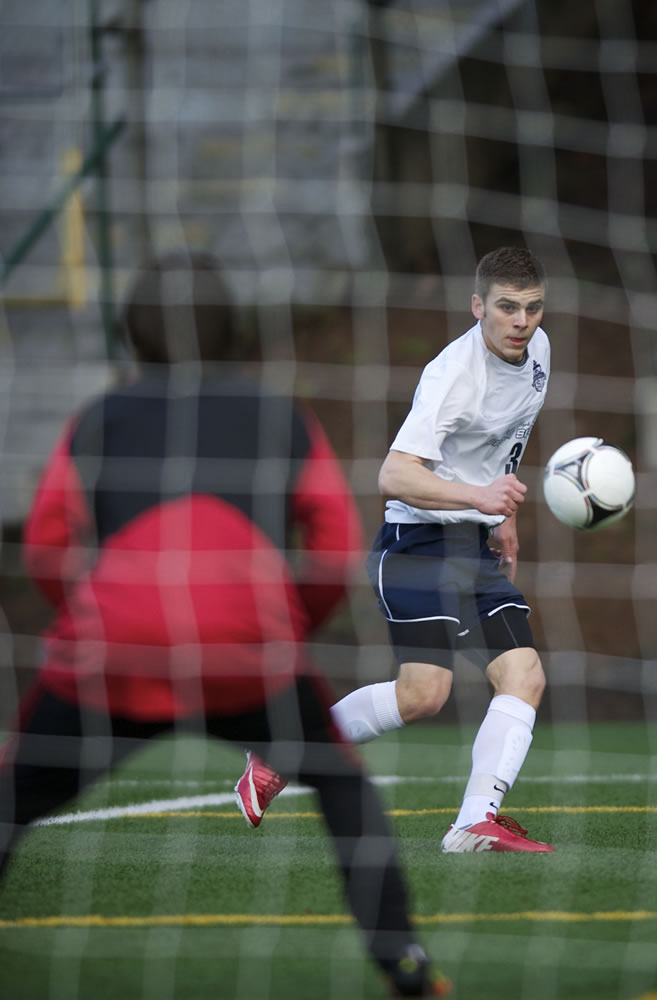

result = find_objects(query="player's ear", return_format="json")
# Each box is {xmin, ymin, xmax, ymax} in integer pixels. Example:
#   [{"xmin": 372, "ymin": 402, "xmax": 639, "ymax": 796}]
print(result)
[{"xmin": 472, "ymin": 293, "xmax": 484, "ymax": 320}]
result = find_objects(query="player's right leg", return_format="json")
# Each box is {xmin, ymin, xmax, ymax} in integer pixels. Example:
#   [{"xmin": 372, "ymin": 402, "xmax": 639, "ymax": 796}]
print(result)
[
  {"xmin": 223, "ymin": 675, "xmax": 452, "ymax": 997},
  {"xmin": 0, "ymin": 682, "xmax": 168, "ymax": 879},
  {"xmin": 235, "ymin": 524, "xmax": 463, "ymax": 826},
  {"xmin": 234, "ymin": 660, "xmax": 453, "ymax": 827},
  {"xmin": 234, "ymin": 674, "xmax": 408, "ymax": 826},
  {"xmin": 234, "ymin": 749, "xmax": 288, "ymax": 829},
  {"xmin": 310, "ymin": 761, "xmax": 451, "ymax": 997}
]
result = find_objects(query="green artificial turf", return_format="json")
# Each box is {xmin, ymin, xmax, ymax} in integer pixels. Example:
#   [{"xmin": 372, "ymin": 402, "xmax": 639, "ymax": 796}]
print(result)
[{"xmin": 1, "ymin": 721, "xmax": 657, "ymax": 999}]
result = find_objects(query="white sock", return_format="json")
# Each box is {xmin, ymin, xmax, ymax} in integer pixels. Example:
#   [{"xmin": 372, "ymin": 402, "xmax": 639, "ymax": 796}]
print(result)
[
  {"xmin": 330, "ymin": 680, "xmax": 404, "ymax": 744},
  {"xmin": 454, "ymin": 694, "xmax": 536, "ymax": 829}
]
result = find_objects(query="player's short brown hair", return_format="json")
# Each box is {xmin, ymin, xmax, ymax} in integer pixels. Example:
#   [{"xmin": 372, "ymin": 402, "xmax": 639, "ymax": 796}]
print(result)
[
  {"xmin": 474, "ymin": 247, "xmax": 546, "ymax": 301},
  {"xmin": 122, "ymin": 252, "xmax": 235, "ymax": 364}
]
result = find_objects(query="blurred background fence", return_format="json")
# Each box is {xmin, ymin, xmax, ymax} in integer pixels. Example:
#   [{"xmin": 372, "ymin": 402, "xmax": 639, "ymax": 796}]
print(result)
[{"xmin": 1, "ymin": 0, "xmax": 656, "ymax": 726}]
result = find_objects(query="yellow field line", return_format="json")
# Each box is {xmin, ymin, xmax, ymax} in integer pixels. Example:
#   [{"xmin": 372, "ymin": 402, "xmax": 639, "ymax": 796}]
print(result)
[
  {"xmin": 128, "ymin": 805, "xmax": 657, "ymax": 820},
  {"xmin": 1, "ymin": 910, "xmax": 656, "ymax": 930}
]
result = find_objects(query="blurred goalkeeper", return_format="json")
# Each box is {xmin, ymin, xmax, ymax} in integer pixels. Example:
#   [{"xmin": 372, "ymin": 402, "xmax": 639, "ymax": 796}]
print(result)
[
  {"xmin": 237, "ymin": 246, "xmax": 555, "ymax": 854},
  {"xmin": 0, "ymin": 253, "xmax": 450, "ymax": 997}
]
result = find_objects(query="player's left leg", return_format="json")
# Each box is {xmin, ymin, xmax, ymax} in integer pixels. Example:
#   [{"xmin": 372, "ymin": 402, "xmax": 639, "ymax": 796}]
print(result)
[{"xmin": 441, "ymin": 609, "xmax": 553, "ymax": 853}]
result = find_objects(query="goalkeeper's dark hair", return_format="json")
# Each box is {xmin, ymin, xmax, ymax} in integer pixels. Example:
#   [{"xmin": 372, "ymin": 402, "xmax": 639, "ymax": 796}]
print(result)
[
  {"xmin": 121, "ymin": 251, "xmax": 236, "ymax": 364},
  {"xmin": 475, "ymin": 246, "xmax": 546, "ymax": 301}
]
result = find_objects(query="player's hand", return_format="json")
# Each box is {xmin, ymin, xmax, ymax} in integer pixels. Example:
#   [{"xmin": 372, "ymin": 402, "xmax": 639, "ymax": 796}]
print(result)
[
  {"xmin": 489, "ymin": 516, "xmax": 520, "ymax": 582},
  {"xmin": 476, "ymin": 474, "xmax": 527, "ymax": 517}
]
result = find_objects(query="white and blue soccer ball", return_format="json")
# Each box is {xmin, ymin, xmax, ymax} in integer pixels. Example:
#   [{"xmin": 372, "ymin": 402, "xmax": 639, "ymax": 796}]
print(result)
[{"xmin": 543, "ymin": 437, "xmax": 635, "ymax": 531}]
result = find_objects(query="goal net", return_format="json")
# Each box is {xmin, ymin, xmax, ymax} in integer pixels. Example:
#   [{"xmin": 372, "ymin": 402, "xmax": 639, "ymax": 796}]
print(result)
[{"xmin": 0, "ymin": 1, "xmax": 656, "ymax": 999}]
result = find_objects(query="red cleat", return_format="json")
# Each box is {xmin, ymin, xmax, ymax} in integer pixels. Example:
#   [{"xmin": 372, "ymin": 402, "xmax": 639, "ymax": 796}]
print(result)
[
  {"xmin": 234, "ymin": 751, "xmax": 287, "ymax": 829},
  {"xmin": 425, "ymin": 972, "xmax": 452, "ymax": 997},
  {"xmin": 387, "ymin": 946, "xmax": 452, "ymax": 997},
  {"xmin": 441, "ymin": 812, "xmax": 554, "ymax": 854}
]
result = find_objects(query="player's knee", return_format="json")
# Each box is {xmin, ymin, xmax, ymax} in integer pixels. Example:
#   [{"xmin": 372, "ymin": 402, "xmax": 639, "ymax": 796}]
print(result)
[
  {"xmin": 400, "ymin": 689, "xmax": 446, "ymax": 722},
  {"xmin": 529, "ymin": 654, "xmax": 547, "ymax": 701},
  {"xmin": 396, "ymin": 664, "xmax": 452, "ymax": 722},
  {"xmin": 487, "ymin": 648, "xmax": 545, "ymax": 708}
]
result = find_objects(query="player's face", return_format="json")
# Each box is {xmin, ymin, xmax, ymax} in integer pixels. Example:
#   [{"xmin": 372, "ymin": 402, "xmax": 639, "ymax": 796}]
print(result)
[{"xmin": 472, "ymin": 282, "xmax": 545, "ymax": 364}]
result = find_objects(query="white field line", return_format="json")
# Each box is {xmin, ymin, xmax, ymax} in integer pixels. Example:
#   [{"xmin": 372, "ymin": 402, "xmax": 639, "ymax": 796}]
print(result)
[
  {"xmin": 34, "ymin": 786, "xmax": 309, "ymax": 826},
  {"xmin": 34, "ymin": 773, "xmax": 657, "ymax": 828}
]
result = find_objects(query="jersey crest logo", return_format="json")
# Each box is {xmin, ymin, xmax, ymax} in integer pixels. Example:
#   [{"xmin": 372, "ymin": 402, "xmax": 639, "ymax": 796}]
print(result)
[{"xmin": 532, "ymin": 360, "xmax": 547, "ymax": 392}]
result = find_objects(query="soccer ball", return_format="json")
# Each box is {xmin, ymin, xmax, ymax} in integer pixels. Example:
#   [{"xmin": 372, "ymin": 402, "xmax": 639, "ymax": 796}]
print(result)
[{"xmin": 543, "ymin": 437, "xmax": 635, "ymax": 531}]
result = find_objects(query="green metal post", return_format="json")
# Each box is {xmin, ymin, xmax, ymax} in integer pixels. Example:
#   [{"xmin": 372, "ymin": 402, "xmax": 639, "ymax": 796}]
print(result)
[
  {"xmin": 89, "ymin": 0, "xmax": 118, "ymax": 360},
  {"xmin": 0, "ymin": 117, "xmax": 125, "ymax": 290}
]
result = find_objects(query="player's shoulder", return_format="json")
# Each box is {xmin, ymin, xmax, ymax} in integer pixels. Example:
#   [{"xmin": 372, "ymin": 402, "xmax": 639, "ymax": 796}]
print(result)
[
  {"xmin": 530, "ymin": 325, "xmax": 551, "ymax": 361},
  {"xmin": 423, "ymin": 323, "xmax": 482, "ymax": 375}
]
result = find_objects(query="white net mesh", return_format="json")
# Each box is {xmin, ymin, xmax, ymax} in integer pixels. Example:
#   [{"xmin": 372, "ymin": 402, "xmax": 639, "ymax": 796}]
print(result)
[{"xmin": 1, "ymin": 2, "xmax": 657, "ymax": 999}]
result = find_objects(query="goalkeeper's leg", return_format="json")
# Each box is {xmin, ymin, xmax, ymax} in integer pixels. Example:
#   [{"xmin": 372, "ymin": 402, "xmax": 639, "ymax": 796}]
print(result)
[
  {"xmin": 0, "ymin": 682, "xmax": 167, "ymax": 880},
  {"xmin": 223, "ymin": 675, "xmax": 451, "ymax": 997},
  {"xmin": 308, "ymin": 757, "xmax": 450, "ymax": 996}
]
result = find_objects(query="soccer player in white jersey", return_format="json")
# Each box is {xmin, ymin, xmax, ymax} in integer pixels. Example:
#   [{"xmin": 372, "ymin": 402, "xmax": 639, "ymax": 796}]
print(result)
[{"xmin": 236, "ymin": 246, "xmax": 554, "ymax": 854}]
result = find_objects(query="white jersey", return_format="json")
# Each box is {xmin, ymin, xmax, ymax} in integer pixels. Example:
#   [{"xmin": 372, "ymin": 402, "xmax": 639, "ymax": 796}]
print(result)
[{"xmin": 386, "ymin": 321, "xmax": 550, "ymax": 527}]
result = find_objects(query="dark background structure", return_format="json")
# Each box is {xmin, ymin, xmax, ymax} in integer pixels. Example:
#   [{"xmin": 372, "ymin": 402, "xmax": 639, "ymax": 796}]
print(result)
[{"xmin": 1, "ymin": 0, "xmax": 656, "ymax": 726}]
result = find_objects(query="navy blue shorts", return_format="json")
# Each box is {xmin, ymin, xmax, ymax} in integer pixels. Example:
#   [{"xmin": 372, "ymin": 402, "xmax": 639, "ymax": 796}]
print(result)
[{"xmin": 366, "ymin": 521, "xmax": 534, "ymax": 670}]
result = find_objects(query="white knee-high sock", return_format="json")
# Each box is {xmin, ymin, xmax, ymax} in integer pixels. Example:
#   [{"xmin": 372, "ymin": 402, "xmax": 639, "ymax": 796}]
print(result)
[
  {"xmin": 330, "ymin": 681, "xmax": 404, "ymax": 744},
  {"xmin": 454, "ymin": 694, "xmax": 536, "ymax": 829}
]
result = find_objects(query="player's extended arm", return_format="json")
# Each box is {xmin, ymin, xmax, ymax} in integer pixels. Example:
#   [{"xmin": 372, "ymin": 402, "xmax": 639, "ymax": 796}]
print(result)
[
  {"xmin": 291, "ymin": 414, "xmax": 364, "ymax": 632},
  {"xmin": 379, "ymin": 449, "xmax": 527, "ymax": 518}
]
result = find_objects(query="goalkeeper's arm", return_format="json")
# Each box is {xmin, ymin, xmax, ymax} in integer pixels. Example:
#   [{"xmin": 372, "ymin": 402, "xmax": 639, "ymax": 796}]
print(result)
[{"xmin": 291, "ymin": 409, "xmax": 364, "ymax": 632}]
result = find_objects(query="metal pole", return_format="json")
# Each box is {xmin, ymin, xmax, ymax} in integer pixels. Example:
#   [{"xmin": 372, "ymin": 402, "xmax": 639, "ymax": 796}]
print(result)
[
  {"xmin": 0, "ymin": 118, "xmax": 125, "ymax": 289},
  {"xmin": 89, "ymin": 0, "xmax": 118, "ymax": 360},
  {"xmin": 123, "ymin": 0, "xmax": 152, "ymax": 264},
  {"xmin": 365, "ymin": 0, "xmax": 402, "ymax": 271}
]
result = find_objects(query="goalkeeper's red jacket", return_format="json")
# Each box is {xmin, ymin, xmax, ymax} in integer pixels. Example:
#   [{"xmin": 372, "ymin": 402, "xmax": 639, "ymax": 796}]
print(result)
[{"xmin": 23, "ymin": 370, "xmax": 363, "ymax": 720}]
